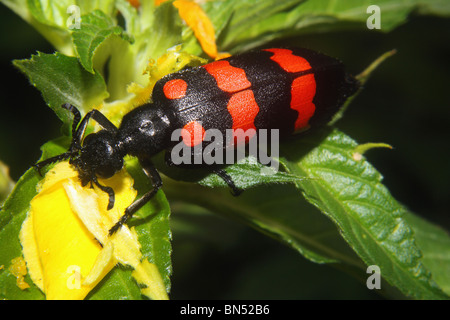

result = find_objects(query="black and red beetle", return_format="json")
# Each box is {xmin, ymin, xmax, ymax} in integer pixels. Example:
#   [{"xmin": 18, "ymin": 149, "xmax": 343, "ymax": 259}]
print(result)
[{"xmin": 34, "ymin": 47, "xmax": 359, "ymax": 234}]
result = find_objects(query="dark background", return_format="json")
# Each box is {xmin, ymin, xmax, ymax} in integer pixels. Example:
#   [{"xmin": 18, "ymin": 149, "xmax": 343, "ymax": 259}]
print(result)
[{"xmin": 0, "ymin": 6, "xmax": 449, "ymax": 299}]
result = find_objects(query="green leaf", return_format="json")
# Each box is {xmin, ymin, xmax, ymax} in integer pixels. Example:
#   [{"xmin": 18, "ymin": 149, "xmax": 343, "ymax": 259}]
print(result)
[
  {"xmin": 198, "ymin": 160, "xmax": 300, "ymax": 190},
  {"xmin": 280, "ymin": 128, "xmax": 448, "ymax": 299},
  {"xmin": 72, "ymin": 9, "xmax": 132, "ymax": 74},
  {"xmin": 164, "ymin": 178, "xmax": 363, "ymax": 267},
  {"xmin": 13, "ymin": 52, "xmax": 108, "ymax": 123},
  {"xmin": 26, "ymin": 0, "xmax": 73, "ymax": 27},
  {"xmin": 1, "ymin": 0, "xmax": 119, "ymax": 55},
  {"xmin": 403, "ymin": 211, "xmax": 450, "ymax": 296},
  {"xmin": 218, "ymin": 0, "xmax": 306, "ymax": 52},
  {"xmin": 71, "ymin": 9, "xmax": 136, "ymax": 100},
  {"xmin": 1, "ymin": 0, "xmax": 76, "ymax": 55},
  {"xmin": 164, "ymin": 128, "xmax": 449, "ymax": 299},
  {"xmin": 0, "ymin": 169, "xmax": 44, "ymax": 300},
  {"xmin": 212, "ymin": 0, "xmax": 450, "ymax": 52},
  {"xmin": 25, "ymin": 0, "xmax": 75, "ymax": 54}
]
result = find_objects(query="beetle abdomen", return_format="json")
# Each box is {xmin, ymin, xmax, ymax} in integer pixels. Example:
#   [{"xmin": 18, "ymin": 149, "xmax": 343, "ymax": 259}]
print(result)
[{"xmin": 152, "ymin": 47, "xmax": 359, "ymax": 147}]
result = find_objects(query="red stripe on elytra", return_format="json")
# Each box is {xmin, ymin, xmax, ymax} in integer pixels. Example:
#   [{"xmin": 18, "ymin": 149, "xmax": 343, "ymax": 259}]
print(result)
[
  {"xmin": 181, "ymin": 121, "xmax": 205, "ymax": 147},
  {"xmin": 291, "ymin": 74, "xmax": 316, "ymax": 131},
  {"xmin": 264, "ymin": 48, "xmax": 312, "ymax": 73},
  {"xmin": 202, "ymin": 60, "xmax": 251, "ymax": 93},
  {"xmin": 264, "ymin": 48, "xmax": 317, "ymax": 130},
  {"xmin": 227, "ymin": 89, "xmax": 259, "ymax": 145},
  {"xmin": 163, "ymin": 79, "xmax": 188, "ymax": 100}
]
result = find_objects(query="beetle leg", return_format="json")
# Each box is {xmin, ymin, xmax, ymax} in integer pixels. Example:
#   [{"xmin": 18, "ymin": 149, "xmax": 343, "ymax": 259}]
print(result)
[
  {"xmin": 213, "ymin": 168, "xmax": 243, "ymax": 196},
  {"xmin": 91, "ymin": 175, "xmax": 115, "ymax": 210},
  {"xmin": 165, "ymin": 149, "xmax": 243, "ymax": 196},
  {"xmin": 109, "ymin": 157, "xmax": 162, "ymax": 235},
  {"xmin": 164, "ymin": 149, "xmax": 176, "ymax": 167}
]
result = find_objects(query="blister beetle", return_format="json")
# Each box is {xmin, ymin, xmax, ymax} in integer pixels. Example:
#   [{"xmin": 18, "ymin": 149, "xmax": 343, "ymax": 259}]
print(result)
[{"xmin": 34, "ymin": 48, "xmax": 359, "ymax": 234}]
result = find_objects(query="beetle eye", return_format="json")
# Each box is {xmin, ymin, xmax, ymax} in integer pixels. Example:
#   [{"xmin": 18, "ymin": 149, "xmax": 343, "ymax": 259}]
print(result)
[{"xmin": 139, "ymin": 120, "xmax": 155, "ymax": 135}]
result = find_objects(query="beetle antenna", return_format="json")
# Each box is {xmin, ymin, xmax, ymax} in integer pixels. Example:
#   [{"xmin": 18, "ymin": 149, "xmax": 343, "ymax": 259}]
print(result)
[
  {"xmin": 33, "ymin": 151, "xmax": 76, "ymax": 176},
  {"xmin": 33, "ymin": 104, "xmax": 83, "ymax": 175},
  {"xmin": 62, "ymin": 103, "xmax": 82, "ymax": 136}
]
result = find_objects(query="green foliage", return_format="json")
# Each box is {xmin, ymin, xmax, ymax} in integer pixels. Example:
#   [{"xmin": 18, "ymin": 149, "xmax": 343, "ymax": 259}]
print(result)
[
  {"xmin": 0, "ymin": 0, "xmax": 449, "ymax": 300},
  {"xmin": 13, "ymin": 52, "xmax": 109, "ymax": 121}
]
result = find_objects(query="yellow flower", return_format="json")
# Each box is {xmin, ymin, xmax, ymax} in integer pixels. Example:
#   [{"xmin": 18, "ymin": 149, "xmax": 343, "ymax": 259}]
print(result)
[{"xmin": 20, "ymin": 161, "xmax": 168, "ymax": 300}]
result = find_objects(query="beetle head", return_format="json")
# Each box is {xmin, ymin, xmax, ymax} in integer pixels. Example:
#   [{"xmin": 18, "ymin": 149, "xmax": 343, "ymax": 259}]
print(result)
[{"xmin": 71, "ymin": 130, "xmax": 124, "ymax": 186}]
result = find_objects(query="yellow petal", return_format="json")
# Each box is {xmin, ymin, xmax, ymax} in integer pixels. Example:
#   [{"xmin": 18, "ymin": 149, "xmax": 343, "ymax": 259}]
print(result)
[
  {"xmin": 19, "ymin": 214, "xmax": 44, "ymax": 291},
  {"xmin": 20, "ymin": 161, "xmax": 169, "ymax": 300},
  {"xmin": 132, "ymin": 259, "xmax": 169, "ymax": 300},
  {"xmin": 27, "ymin": 164, "xmax": 109, "ymax": 299},
  {"xmin": 83, "ymin": 241, "xmax": 116, "ymax": 286},
  {"xmin": 20, "ymin": 162, "xmax": 134, "ymax": 299},
  {"xmin": 66, "ymin": 174, "xmax": 142, "ymax": 268},
  {"xmin": 173, "ymin": 0, "xmax": 218, "ymax": 59},
  {"xmin": 29, "ymin": 181, "xmax": 103, "ymax": 299},
  {"xmin": 215, "ymin": 52, "xmax": 231, "ymax": 60}
]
